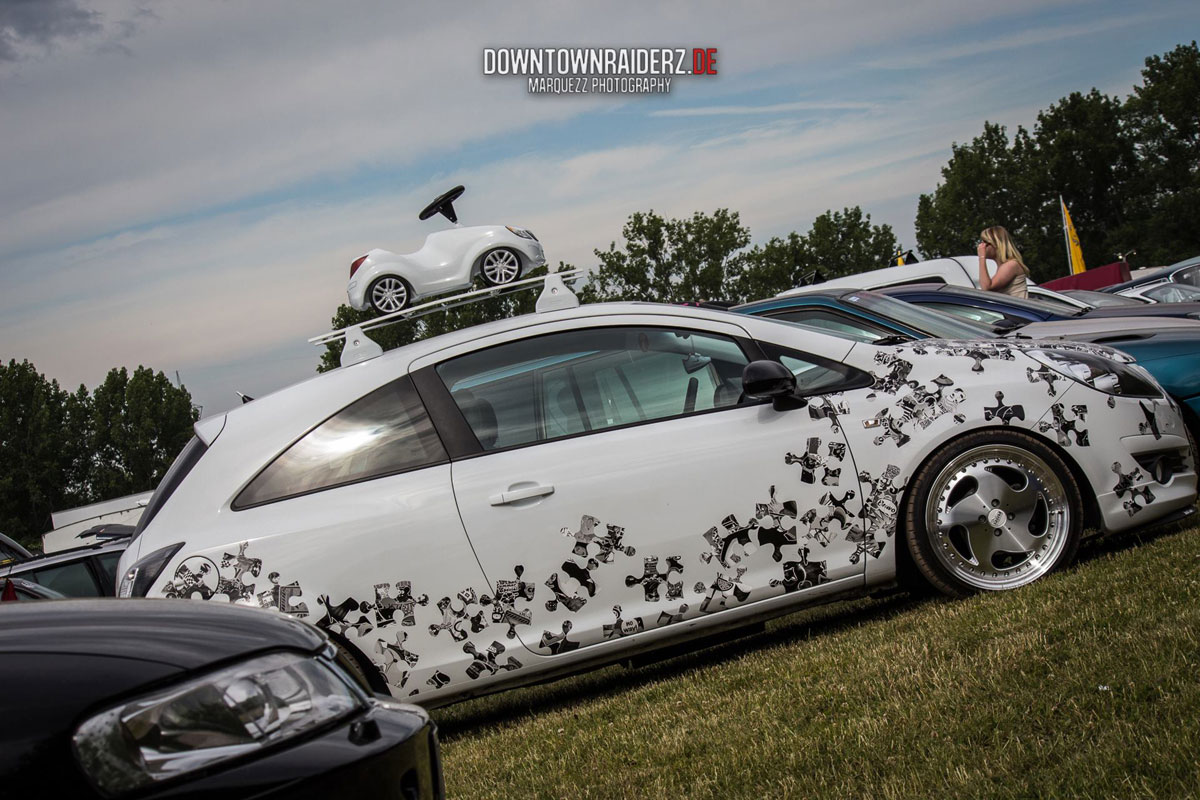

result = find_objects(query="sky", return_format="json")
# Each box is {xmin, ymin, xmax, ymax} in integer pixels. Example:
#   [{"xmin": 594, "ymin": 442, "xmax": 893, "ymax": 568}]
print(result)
[{"xmin": 1, "ymin": 0, "xmax": 1197, "ymax": 417}]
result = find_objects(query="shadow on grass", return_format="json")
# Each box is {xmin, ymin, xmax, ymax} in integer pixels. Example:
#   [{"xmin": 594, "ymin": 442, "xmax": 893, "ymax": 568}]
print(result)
[
  {"xmin": 434, "ymin": 590, "xmax": 930, "ymax": 739},
  {"xmin": 434, "ymin": 514, "xmax": 1196, "ymax": 740}
]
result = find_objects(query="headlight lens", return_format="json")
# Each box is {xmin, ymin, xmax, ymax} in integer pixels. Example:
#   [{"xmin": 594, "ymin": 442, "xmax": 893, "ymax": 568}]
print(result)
[
  {"xmin": 73, "ymin": 651, "xmax": 364, "ymax": 796},
  {"xmin": 505, "ymin": 225, "xmax": 537, "ymax": 240},
  {"xmin": 1027, "ymin": 349, "xmax": 1161, "ymax": 397},
  {"xmin": 117, "ymin": 543, "xmax": 183, "ymax": 597}
]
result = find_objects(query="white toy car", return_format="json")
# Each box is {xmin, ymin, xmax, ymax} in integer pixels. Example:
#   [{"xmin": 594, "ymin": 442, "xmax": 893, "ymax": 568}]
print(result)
[
  {"xmin": 118, "ymin": 286, "xmax": 1197, "ymax": 707},
  {"xmin": 346, "ymin": 186, "xmax": 546, "ymax": 314}
]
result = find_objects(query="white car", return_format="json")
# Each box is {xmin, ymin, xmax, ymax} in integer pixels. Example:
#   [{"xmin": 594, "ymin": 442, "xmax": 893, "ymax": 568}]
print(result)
[
  {"xmin": 346, "ymin": 186, "xmax": 546, "ymax": 314},
  {"xmin": 118, "ymin": 289, "xmax": 1197, "ymax": 707}
]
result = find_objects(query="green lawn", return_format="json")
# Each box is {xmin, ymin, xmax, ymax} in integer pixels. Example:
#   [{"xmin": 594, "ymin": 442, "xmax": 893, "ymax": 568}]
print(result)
[{"xmin": 433, "ymin": 525, "xmax": 1200, "ymax": 799}]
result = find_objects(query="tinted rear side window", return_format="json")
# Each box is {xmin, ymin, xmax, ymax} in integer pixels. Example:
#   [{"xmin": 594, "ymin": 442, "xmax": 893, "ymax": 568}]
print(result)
[{"xmin": 234, "ymin": 375, "xmax": 446, "ymax": 509}]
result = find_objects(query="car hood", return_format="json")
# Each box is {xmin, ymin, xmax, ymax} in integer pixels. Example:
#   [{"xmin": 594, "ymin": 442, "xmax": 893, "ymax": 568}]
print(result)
[
  {"xmin": 0, "ymin": 598, "xmax": 325, "ymax": 667},
  {"xmin": 1015, "ymin": 316, "xmax": 1200, "ymax": 338}
]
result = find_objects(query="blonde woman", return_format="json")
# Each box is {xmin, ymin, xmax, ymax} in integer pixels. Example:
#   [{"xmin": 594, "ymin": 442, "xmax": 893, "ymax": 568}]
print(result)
[{"xmin": 976, "ymin": 226, "xmax": 1030, "ymax": 298}]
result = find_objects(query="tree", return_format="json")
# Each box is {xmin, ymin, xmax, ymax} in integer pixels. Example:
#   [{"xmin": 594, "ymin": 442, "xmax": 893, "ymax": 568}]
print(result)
[
  {"xmin": 914, "ymin": 123, "xmax": 1041, "ymax": 272},
  {"xmin": 0, "ymin": 360, "xmax": 88, "ymax": 548},
  {"xmin": 1123, "ymin": 41, "xmax": 1200, "ymax": 265},
  {"xmin": 88, "ymin": 367, "xmax": 199, "ymax": 501},
  {"xmin": 797, "ymin": 206, "xmax": 900, "ymax": 281},
  {"xmin": 579, "ymin": 209, "xmax": 750, "ymax": 304}
]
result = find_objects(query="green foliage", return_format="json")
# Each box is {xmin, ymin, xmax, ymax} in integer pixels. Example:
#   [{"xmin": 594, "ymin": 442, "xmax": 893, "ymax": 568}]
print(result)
[
  {"xmin": 89, "ymin": 366, "xmax": 199, "ymax": 500},
  {"xmin": 0, "ymin": 360, "xmax": 197, "ymax": 548},
  {"xmin": 579, "ymin": 209, "xmax": 750, "ymax": 304},
  {"xmin": 1123, "ymin": 41, "xmax": 1200, "ymax": 266},
  {"xmin": 917, "ymin": 42, "xmax": 1200, "ymax": 279}
]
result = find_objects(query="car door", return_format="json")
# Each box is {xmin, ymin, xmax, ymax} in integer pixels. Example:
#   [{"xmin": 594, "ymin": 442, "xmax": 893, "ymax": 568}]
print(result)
[{"xmin": 413, "ymin": 317, "xmax": 867, "ymax": 660}]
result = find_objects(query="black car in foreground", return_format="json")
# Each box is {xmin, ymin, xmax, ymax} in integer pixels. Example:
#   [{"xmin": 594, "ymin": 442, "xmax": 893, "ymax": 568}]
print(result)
[{"xmin": 0, "ymin": 600, "xmax": 443, "ymax": 798}]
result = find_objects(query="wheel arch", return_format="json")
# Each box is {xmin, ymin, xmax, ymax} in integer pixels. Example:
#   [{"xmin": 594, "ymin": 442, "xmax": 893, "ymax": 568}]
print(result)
[
  {"xmin": 894, "ymin": 424, "xmax": 1102, "ymax": 559},
  {"xmin": 323, "ymin": 627, "xmax": 391, "ymax": 695}
]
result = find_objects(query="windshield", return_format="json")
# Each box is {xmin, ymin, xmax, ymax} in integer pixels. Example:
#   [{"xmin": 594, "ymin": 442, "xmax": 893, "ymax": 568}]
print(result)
[{"xmin": 842, "ymin": 291, "xmax": 997, "ymax": 339}]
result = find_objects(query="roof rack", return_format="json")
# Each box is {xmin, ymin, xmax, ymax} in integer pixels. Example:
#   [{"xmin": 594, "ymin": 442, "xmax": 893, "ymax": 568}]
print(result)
[{"xmin": 310, "ymin": 268, "xmax": 585, "ymax": 367}]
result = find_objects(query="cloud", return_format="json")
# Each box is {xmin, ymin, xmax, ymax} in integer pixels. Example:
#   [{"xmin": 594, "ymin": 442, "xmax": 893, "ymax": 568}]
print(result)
[
  {"xmin": 0, "ymin": 0, "xmax": 100, "ymax": 61},
  {"xmin": 651, "ymin": 101, "xmax": 879, "ymax": 117}
]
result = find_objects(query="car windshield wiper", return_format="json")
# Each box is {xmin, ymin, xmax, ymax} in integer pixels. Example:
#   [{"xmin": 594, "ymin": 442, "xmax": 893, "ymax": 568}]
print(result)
[
  {"xmin": 873, "ymin": 334, "xmax": 912, "ymax": 345},
  {"xmin": 991, "ymin": 319, "xmax": 1026, "ymax": 333}
]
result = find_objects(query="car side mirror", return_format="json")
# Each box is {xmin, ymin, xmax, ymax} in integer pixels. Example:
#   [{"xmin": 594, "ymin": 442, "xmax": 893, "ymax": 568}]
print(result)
[{"xmin": 742, "ymin": 360, "xmax": 805, "ymax": 410}]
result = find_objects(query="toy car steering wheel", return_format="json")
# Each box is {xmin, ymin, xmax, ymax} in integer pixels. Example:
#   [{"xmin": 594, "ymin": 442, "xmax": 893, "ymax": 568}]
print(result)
[{"xmin": 419, "ymin": 185, "xmax": 466, "ymax": 223}]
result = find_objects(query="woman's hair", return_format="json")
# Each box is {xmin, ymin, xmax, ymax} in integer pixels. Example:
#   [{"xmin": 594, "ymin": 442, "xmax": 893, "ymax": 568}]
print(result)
[{"xmin": 981, "ymin": 226, "xmax": 1028, "ymax": 273}]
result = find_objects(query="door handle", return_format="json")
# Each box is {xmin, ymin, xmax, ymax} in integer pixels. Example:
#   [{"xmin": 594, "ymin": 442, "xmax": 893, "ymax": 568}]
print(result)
[{"xmin": 489, "ymin": 483, "xmax": 555, "ymax": 506}]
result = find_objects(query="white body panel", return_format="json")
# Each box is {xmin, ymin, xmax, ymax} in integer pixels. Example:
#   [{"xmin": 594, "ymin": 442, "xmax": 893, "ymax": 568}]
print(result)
[
  {"xmin": 347, "ymin": 225, "xmax": 546, "ymax": 311},
  {"xmin": 778, "ymin": 256, "xmax": 986, "ymax": 296},
  {"xmin": 120, "ymin": 303, "xmax": 1197, "ymax": 706}
]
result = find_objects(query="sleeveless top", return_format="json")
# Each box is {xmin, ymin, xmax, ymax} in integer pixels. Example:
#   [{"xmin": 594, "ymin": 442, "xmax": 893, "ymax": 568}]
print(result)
[{"xmin": 997, "ymin": 265, "xmax": 1029, "ymax": 299}]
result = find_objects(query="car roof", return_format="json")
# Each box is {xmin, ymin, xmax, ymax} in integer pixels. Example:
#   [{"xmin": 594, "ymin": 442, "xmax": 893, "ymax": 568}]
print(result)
[
  {"xmin": 200, "ymin": 301, "xmax": 857, "ymax": 455},
  {"xmin": 2, "ymin": 538, "xmax": 128, "ymax": 576}
]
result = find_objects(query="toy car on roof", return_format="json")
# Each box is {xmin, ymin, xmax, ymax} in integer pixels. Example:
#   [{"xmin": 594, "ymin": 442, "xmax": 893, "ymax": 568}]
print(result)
[
  {"xmin": 119, "ymin": 279, "xmax": 1197, "ymax": 707},
  {"xmin": 346, "ymin": 185, "xmax": 546, "ymax": 314}
]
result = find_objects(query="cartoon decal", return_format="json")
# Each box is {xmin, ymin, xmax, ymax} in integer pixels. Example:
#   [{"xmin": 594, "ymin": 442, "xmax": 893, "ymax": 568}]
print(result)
[{"xmin": 984, "ymin": 391, "xmax": 1026, "ymax": 424}]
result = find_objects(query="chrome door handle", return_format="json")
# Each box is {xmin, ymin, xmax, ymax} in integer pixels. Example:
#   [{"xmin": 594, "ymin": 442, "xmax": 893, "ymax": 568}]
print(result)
[{"xmin": 489, "ymin": 483, "xmax": 555, "ymax": 506}]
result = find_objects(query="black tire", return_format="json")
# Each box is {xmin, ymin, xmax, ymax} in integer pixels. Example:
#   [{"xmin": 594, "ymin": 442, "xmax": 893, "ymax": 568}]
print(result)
[
  {"xmin": 904, "ymin": 429, "xmax": 1083, "ymax": 597},
  {"xmin": 479, "ymin": 248, "xmax": 523, "ymax": 286},
  {"xmin": 367, "ymin": 275, "xmax": 412, "ymax": 315}
]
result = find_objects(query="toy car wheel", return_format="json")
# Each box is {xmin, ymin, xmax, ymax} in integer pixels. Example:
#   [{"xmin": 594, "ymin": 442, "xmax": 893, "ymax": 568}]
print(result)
[
  {"xmin": 480, "ymin": 248, "xmax": 522, "ymax": 286},
  {"xmin": 904, "ymin": 429, "xmax": 1082, "ymax": 597},
  {"xmin": 368, "ymin": 276, "xmax": 412, "ymax": 314}
]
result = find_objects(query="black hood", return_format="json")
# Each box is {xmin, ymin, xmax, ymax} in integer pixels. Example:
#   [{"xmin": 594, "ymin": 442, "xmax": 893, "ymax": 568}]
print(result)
[
  {"xmin": 0, "ymin": 598, "xmax": 325, "ymax": 667},
  {"xmin": 0, "ymin": 599, "xmax": 327, "ymax": 793}
]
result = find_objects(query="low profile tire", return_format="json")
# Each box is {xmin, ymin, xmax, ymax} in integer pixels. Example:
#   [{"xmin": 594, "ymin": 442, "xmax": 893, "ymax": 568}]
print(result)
[
  {"xmin": 905, "ymin": 429, "xmax": 1083, "ymax": 597},
  {"xmin": 479, "ymin": 248, "xmax": 522, "ymax": 286},
  {"xmin": 368, "ymin": 275, "xmax": 412, "ymax": 314}
]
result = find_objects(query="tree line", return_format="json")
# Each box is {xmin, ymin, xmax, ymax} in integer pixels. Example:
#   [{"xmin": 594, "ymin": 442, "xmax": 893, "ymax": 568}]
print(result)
[
  {"xmin": 0, "ymin": 361, "xmax": 197, "ymax": 549},
  {"xmin": 322, "ymin": 41, "xmax": 1199, "ymax": 366}
]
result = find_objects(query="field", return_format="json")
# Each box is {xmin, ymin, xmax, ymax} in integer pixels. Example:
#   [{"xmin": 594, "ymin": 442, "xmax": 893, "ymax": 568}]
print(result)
[{"xmin": 433, "ymin": 524, "xmax": 1200, "ymax": 799}]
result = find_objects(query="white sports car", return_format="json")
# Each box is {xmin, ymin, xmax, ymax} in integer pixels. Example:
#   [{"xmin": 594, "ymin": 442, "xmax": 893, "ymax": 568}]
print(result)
[
  {"xmin": 118, "ymin": 296, "xmax": 1196, "ymax": 706},
  {"xmin": 346, "ymin": 186, "xmax": 546, "ymax": 314}
]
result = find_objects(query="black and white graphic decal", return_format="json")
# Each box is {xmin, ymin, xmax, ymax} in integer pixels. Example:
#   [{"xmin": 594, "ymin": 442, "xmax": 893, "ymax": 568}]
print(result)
[{"xmin": 1038, "ymin": 403, "xmax": 1089, "ymax": 446}]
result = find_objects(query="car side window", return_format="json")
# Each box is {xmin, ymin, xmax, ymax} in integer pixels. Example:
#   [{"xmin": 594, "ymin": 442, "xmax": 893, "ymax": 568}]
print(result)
[
  {"xmin": 32, "ymin": 562, "xmax": 101, "ymax": 597},
  {"xmin": 436, "ymin": 326, "xmax": 750, "ymax": 451},
  {"xmin": 756, "ymin": 341, "xmax": 872, "ymax": 396},
  {"xmin": 765, "ymin": 309, "xmax": 894, "ymax": 343},
  {"xmin": 234, "ymin": 375, "xmax": 447, "ymax": 509}
]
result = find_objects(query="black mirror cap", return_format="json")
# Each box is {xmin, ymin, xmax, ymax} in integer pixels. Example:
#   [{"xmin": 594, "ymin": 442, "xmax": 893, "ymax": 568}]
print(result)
[{"xmin": 742, "ymin": 360, "xmax": 797, "ymax": 400}]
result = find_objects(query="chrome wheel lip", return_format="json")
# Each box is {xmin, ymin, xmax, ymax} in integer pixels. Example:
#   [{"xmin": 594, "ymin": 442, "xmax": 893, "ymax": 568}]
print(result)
[
  {"xmin": 370, "ymin": 276, "xmax": 408, "ymax": 313},
  {"xmin": 926, "ymin": 443, "xmax": 1071, "ymax": 591},
  {"xmin": 482, "ymin": 249, "xmax": 521, "ymax": 284}
]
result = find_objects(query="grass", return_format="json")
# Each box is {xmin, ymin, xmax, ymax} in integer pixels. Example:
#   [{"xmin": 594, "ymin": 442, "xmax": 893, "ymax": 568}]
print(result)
[{"xmin": 432, "ymin": 525, "xmax": 1200, "ymax": 799}]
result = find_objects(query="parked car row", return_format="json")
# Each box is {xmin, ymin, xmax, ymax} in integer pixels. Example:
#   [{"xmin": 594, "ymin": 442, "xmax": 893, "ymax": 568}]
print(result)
[
  {"xmin": 111, "ymin": 276, "xmax": 1195, "ymax": 712},
  {"xmin": 7, "ymin": 253, "xmax": 1197, "ymax": 797}
]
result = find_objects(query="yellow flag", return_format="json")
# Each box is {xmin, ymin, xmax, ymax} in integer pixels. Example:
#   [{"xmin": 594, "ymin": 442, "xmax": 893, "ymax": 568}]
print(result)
[{"xmin": 1060, "ymin": 196, "xmax": 1086, "ymax": 275}]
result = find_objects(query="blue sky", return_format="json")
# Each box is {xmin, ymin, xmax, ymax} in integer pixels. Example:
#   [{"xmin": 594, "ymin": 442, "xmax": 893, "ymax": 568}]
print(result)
[{"xmin": 1, "ymin": 0, "xmax": 1197, "ymax": 416}]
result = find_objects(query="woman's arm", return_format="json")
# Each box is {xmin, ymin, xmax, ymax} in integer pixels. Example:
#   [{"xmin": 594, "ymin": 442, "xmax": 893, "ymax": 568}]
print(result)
[{"xmin": 978, "ymin": 243, "xmax": 1022, "ymax": 291}]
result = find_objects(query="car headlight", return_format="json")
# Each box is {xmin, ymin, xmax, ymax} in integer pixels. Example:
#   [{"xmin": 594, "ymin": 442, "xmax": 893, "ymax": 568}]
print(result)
[
  {"xmin": 118, "ymin": 543, "xmax": 183, "ymax": 597},
  {"xmin": 505, "ymin": 225, "xmax": 537, "ymax": 240},
  {"xmin": 73, "ymin": 650, "xmax": 364, "ymax": 796},
  {"xmin": 1027, "ymin": 349, "xmax": 1162, "ymax": 397}
]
